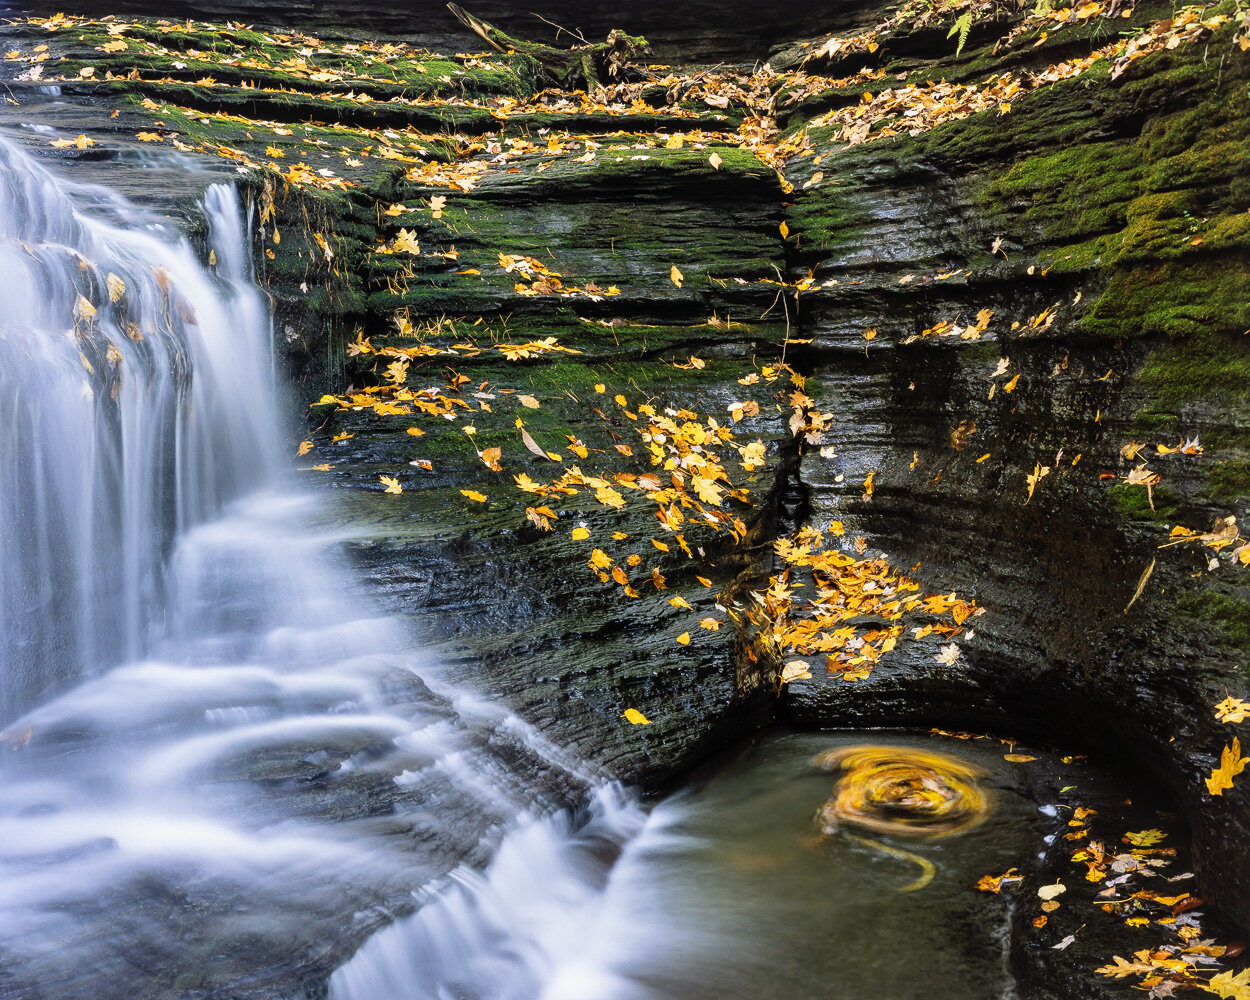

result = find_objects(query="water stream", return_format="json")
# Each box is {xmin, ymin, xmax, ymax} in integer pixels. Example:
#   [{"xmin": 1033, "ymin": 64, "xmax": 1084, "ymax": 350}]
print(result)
[
  {"xmin": 0, "ymin": 136, "xmax": 1057, "ymax": 1000},
  {"xmin": 0, "ymin": 135, "xmax": 626, "ymax": 999}
]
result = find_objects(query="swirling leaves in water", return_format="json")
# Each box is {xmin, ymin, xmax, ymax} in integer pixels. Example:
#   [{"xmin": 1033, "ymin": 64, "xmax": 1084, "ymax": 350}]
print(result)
[{"xmin": 812, "ymin": 745, "xmax": 992, "ymax": 892}]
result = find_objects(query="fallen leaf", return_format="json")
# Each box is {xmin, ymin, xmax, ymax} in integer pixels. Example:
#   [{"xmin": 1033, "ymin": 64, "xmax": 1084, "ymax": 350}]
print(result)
[
  {"xmin": 975, "ymin": 869, "xmax": 1023, "ymax": 893},
  {"xmin": 297, "ymin": 440, "xmax": 313, "ymax": 456},
  {"xmin": 518, "ymin": 395, "xmax": 540, "ymax": 409},
  {"xmin": 571, "ymin": 527, "xmax": 590, "ymax": 541},
  {"xmin": 519, "ymin": 425, "xmax": 550, "ymax": 459},
  {"xmin": 676, "ymin": 632, "xmax": 691, "ymax": 645},
  {"xmin": 1208, "ymin": 968, "xmax": 1250, "ymax": 999},
  {"xmin": 935, "ymin": 643, "xmax": 961, "ymax": 665},
  {"xmin": 781, "ymin": 660, "xmax": 812, "ymax": 683},
  {"xmin": 1206, "ymin": 737, "xmax": 1249, "ymax": 796},
  {"xmin": 1124, "ymin": 557, "xmax": 1155, "ymax": 613},
  {"xmin": 380, "ymin": 475, "xmax": 402, "ymax": 494},
  {"xmin": 708, "ymin": 151, "xmax": 722, "ymax": 170},
  {"xmin": 670, "ymin": 264, "xmax": 684, "ymax": 288},
  {"xmin": 1124, "ymin": 829, "xmax": 1167, "ymax": 847},
  {"xmin": 1096, "ymin": 956, "xmax": 1156, "ymax": 978},
  {"xmin": 1215, "ymin": 696, "xmax": 1250, "ymax": 724},
  {"xmin": 622, "ymin": 708, "xmax": 652, "ymax": 725},
  {"xmin": 460, "ymin": 489, "xmax": 487, "ymax": 503},
  {"xmin": 1025, "ymin": 463, "xmax": 1050, "ymax": 504}
]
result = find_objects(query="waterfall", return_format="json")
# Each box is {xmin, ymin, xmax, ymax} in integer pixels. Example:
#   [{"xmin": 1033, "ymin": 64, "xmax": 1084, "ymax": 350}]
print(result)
[
  {"xmin": 0, "ymin": 137, "xmax": 647, "ymax": 1000},
  {"xmin": 0, "ymin": 140, "xmax": 277, "ymax": 716}
]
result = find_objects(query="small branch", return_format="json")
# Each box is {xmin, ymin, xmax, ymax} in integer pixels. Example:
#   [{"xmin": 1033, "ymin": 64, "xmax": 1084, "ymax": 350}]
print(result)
[{"xmin": 528, "ymin": 11, "xmax": 590, "ymax": 46}]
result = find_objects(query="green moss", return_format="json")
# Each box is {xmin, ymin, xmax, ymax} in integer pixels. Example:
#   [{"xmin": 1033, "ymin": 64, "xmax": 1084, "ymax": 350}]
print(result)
[
  {"xmin": 1209, "ymin": 461, "xmax": 1250, "ymax": 503},
  {"xmin": 1135, "ymin": 328, "xmax": 1250, "ymax": 414},
  {"xmin": 1083, "ymin": 256, "xmax": 1250, "ymax": 340},
  {"xmin": 1174, "ymin": 590, "xmax": 1250, "ymax": 649},
  {"xmin": 1108, "ymin": 482, "xmax": 1181, "ymax": 523}
]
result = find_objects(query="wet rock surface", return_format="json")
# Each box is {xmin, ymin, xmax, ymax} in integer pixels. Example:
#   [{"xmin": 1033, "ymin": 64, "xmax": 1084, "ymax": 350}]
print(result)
[{"xmin": 1, "ymin": 0, "xmax": 1247, "ymax": 997}]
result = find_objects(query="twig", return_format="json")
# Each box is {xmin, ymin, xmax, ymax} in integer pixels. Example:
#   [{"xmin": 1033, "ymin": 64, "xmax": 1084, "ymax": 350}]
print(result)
[{"xmin": 528, "ymin": 11, "xmax": 590, "ymax": 46}]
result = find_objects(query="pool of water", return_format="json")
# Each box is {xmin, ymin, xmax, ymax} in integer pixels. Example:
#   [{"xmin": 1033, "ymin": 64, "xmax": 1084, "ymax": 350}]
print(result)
[
  {"xmin": 333, "ymin": 728, "xmax": 1058, "ymax": 1000},
  {"xmin": 571, "ymin": 730, "xmax": 1050, "ymax": 1000}
]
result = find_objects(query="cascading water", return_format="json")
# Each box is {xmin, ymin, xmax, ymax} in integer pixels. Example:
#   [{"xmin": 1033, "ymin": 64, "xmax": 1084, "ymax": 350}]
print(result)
[
  {"xmin": 0, "ymin": 135, "xmax": 1065, "ymax": 1000},
  {"xmin": 0, "ymin": 138, "xmax": 276, "ymax": 716},
  {"xmin": 0, "ymin": 136, "xmax": 642, "ymax": 1000}
]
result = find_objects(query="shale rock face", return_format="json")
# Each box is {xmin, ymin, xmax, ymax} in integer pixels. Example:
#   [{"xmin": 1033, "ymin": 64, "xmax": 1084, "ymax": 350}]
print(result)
[{"xmin": 2, "ymin": 0, "xmax": 1247, "ymax": 987}]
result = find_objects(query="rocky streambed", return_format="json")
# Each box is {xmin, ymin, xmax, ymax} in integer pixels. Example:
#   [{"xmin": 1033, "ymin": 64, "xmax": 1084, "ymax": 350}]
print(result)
[{"xmin": 2, "ymin": 0, "xmax": 1248, "ymax": 996}]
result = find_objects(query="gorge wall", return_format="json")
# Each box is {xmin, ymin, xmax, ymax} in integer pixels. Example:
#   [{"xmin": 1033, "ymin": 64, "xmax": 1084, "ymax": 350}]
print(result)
[{"xmin": 2, "ymin": 0, "xmax": 1247, "ymax": 994}]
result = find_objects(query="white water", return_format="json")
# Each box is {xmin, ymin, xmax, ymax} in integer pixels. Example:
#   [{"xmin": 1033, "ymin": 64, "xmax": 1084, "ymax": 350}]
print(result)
[{"xmin": 0, "ymin": 137, "xmax": 647, "ymax": 999}]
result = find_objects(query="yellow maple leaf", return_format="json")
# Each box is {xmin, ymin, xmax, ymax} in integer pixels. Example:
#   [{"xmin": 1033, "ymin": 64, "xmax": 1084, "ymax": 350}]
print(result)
[
  {"xmin": 296, "ymin": 440, "xmax": 313, "ymax": 456},
  {"xmin": 1215, "ymin": 696, "xmax": 1250, "ymax": 725},
  {"xmin": 622, "ymin": 708, "xmax": 651, "ymax": 725},
  {"xmin": 588, "ymin": 549, "xmax": 613, "ymax": 570},
  {"xmin": 668, "ymin": 595, "xmax": 693, "ymax": 611},
  {"xmin": 460, "ymin": 489, "xmax": 487, "ymax": 502},
  {"xmin": 1206, "ymin": 737, "xmax": 1249, "ymax": 796},
  {"xmin": 1095, "ymin": 956, "xmax": 1156, "ymax": 978},
  {"xmin": 1209, "ymin": 968, "xmax": 1250, "ymax": 1000},
  {"xmin": 1123, "ymin": 829, "xmax": 1166, "ymax": 847}
]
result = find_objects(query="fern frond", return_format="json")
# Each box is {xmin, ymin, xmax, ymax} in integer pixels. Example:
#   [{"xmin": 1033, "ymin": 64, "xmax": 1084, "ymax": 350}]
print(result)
[{"xmin": 947, "ymin": 11, "xmax": 974, "ymax": 56}]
